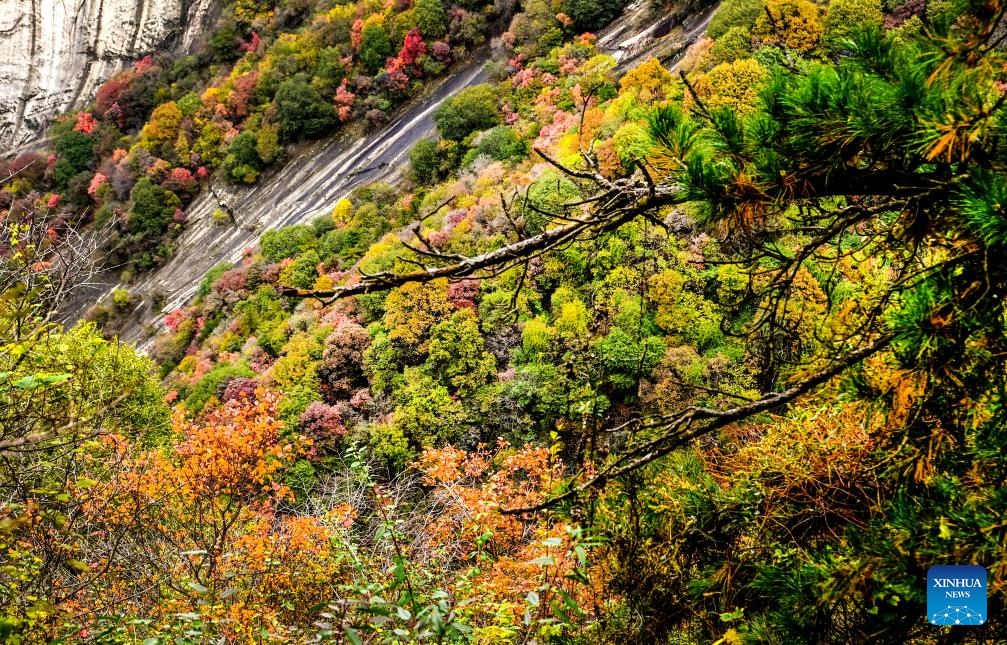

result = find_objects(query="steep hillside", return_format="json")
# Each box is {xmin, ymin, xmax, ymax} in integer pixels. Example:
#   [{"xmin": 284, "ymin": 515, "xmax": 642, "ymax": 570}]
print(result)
[
  {"xmin": 0, "ymin": 0, "xmax": 220, "ymax": 151},
  {"xmin": 3, "ymin": 0, "xmax": 1007, "ymax": 642},
  {"xmin": 88, "ymin": 0, "xmax": 718, "ymax": 348},
  {"xmin": 3, "ymin": 0, "xmax": 519, "ymax": 328}
]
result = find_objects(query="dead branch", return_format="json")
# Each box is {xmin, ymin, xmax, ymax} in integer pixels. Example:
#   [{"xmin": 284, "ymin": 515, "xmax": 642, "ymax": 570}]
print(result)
[{"xmin": 281, "ymin": 183, "xmax": 683, "ymax": 302}]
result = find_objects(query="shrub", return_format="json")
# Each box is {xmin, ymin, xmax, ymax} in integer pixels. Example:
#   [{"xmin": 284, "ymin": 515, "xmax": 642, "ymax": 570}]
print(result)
[
  {"xmin": 359, "ymin": 21, "xmax": 394, "ymax": 72},
  {"xmin": 521, "ymin": 170, "xmax": 582, "ymax": 234},
  {"xmin": 709, "ymin": 26, "xmax": 754, "ymax": 65},
  {"xmin": 184, "ymin": 364, "xmax": 255, "ymax": 413},
  {"xmin": 691, "ymin": 58, "xmax": 770, "ymax": 114},
  {"xmin": 261, "ymin": 225, "xmax": 316, "ymax": 261},
  {"xmin": 612, "ymin": 122, "xmax": 653, "ymax": 170},
  {"xmin": 279, "ymin": 250, "xmax": 322, "ymax": 290},
  {"xmin": 391, "ymin": 368, "xmax": 467, "ymax": 446},
  {"xmin": 707, "ymin": 0, "xmax": 764, "ymax": 39},
  {"xmin": 382, "ymin": 279, "xmax": 454, "ymax": 351},
  {"xmin": 139, "ymin": 101, "xmax": 183, "ymax": 150},
  {"xmin": 274, "ymin": 77, "xmax": 337, "ymax": 142},
  {"xmin": 256, "ymin": 120, "xmax": 281, "ymax": 164},
  {"xmin": 433, "ymin": 84, "xmax": 500, "ymax": 140},
  {"xmin": 298, "ymin": 401, "xmax": 348, "ymax": 444},
  {"xmin": 619, "ymin": 57, "xmax": 676, "ymax": 105},
  {"xmin": 368, "ymin": 419, "xmax": 413, "ymax": 470},
  {"xmin": 209, "ymin": 23, "xmax": 242, "ymax": 62},
  {"xmin": 212, "ymin": 208, "xmax": 232, "ymax": 225},
  {"xmin": 54, "ymin": 129, "xmax": 94, "ymax": 174},
  {"xmin": 823, "ymin": 0, "xmax": 884, "ymax": 52},
  {"xmin": 410, "ymin": 139, "xmax": 441, "ymax": 185},
  {"xmin": 471, "ymin": 126, "xmax": 528, "ymax": 163},
  {"xmin": 222, "ymin": 377, "xmax": 258, "ymax": 402},
  {"xmin": 753, "ymin": 0, "xmax": 825, "ymax": 53},
  {"xmin": 318, "ymin": 320, "xmax": 371, "ymax": 402},
  {"xmin": 424, "ymin": 309, "xmax": 496, "ymax": 395},
  {"xmin": 415, "ymin": 0, "xmax": 448, "ymax": 38},
  {"xmin": 278, "ymin": 384, "xmax": 324, "ymax": 428},
  {"xmin": 283, "ymin": 458, "xmax": 318, "ymax": 501},
  {"xmin": 128, "ymin": 177, "xmax": 181, "ymax": 239},
  {"xmin": 561, "ymin": 0, "xmax": 626, "ymax": 31},
  {"xmin": 112, "ymin": 288, "xmax": 133, "ymax": 311},
  {"xmin": 197, "ymin": 263, "xmax": 232, "ymax": 298},
  {"xmin": 222, "ymin": 131, "xmax": 263, "ymax": 183}
]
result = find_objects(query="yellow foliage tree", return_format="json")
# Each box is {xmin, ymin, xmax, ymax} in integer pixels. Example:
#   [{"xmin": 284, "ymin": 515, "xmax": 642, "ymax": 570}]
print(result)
[
  {"xmin": 139, "ymin": 101, "xmax": 183, "ymax": 150},
  {"xmin": 383, "ymin": 279, "xmax": 454, "ymax": 350},
  {"xmin": 691, "ymin": 58, "xmax": 770, "ymax": 114},
  {"xmin": 752, "ymin": 0, "xmax": 826, "ymax": 53},
  {"xmin": 619, "ymin": 57, "xmax": 676, "ymax": 105},
  {"xmin": 331, "ymin": 197, "xmax": 353, "ymax": 224}
]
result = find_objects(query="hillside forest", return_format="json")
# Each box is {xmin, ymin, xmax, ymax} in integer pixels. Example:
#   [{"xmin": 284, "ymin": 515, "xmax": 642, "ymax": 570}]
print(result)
[{"xmin": 1, "ymin": 0, "xmax": 1007, "ymax": 641}]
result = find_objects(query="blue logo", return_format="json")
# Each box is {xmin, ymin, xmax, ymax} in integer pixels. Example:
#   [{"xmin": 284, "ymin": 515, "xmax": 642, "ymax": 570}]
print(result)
[{"xmin": 927, "ymin": 565, "xmax": 986, "ymax": 625}]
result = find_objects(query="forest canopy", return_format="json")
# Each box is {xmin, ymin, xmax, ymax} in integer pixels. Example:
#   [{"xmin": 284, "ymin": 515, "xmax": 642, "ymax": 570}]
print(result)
[{"xmin": 2, "ymin": 0, "xmax": 1007, "ymax": 642}]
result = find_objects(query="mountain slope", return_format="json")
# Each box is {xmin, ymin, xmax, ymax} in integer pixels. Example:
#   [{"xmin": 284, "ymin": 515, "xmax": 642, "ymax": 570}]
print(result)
[{"xmin": 64, "ymin": 0, "xmax": 719, "ymax": 346}]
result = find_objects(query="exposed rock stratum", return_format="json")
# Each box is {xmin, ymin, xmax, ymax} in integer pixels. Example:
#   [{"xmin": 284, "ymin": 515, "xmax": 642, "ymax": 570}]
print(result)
[{"xmin": 0, "ymin": 0, "xmax": 218, "ymax": 153}]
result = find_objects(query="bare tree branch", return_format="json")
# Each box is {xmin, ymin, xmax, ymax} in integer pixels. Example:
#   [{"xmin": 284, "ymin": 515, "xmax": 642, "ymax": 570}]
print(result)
[{"xmin": 281, "ymin": 184, "xmax": 684, "ymax": 302}]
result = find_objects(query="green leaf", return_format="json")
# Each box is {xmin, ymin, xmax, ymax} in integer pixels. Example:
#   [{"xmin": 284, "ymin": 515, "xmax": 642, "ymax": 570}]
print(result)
[
  {"xmin": 187, "ymin": 581, "xmax": 208, "ymax": 594},
  {"xmin": 65, "ymin": 559, "xmax": 88, "ymax": 572},
  {"xmin": 12, "ymin": 373, "xmax": 70, "ymax": 389},
  {"xmin": 556, "ymin": 589, "xmax": 585, "ymax": 616},
  {"xmin": 344, "ymin": 626, "xmax": 363, "ymax": 645},
  {"xmin": 13, "ymin": 376, "xmax": 39, "ymax": 389}
]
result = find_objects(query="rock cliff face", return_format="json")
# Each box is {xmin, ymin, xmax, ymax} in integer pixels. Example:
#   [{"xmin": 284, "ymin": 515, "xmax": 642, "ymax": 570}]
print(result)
[{"xmin": 0, "ymin": 0, "xmax": 219, "ymax": 153}]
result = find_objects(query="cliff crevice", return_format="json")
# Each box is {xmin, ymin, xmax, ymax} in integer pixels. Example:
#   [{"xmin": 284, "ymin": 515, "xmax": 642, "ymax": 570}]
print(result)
[{"xmin": 0, "ymin": 0, "xmax": 220, "ymax": 153}]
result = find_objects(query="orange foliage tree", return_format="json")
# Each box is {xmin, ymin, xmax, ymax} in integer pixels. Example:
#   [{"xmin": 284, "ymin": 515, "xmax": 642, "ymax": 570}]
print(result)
[
  {"xmin": 75, "ymin": 391, "xmax": 340, "ymax": 639},
  {"xmin": 414, "ymin": 442, "xmax": 611, "ymax": 635}
]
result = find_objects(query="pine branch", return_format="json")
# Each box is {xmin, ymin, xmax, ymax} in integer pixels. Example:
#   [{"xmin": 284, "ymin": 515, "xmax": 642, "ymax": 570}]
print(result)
[{"xmin": 502, "ymin": 336, "xmax": 893, "ymax": 515}]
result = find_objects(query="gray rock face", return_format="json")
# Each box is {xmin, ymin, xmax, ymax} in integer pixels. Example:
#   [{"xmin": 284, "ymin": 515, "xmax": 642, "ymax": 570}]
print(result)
[{"xmin": 0, "ymin": 0, "xmax": 219, "ymax": 153}]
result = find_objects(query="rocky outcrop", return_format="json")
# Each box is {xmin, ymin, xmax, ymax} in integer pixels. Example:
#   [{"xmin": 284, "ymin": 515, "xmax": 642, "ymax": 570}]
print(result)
[
  {"xmin": 0, "ymin": 0, "xmax": 220, "ymax": 153},
  {"xmin": 598, "ymin": 0, "xmax": 719, "ymax": 72}
]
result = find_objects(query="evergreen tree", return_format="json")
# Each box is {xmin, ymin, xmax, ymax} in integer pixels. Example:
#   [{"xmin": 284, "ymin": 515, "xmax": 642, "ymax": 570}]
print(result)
[
  {"xmin": 128, "ymin": 177, "xmax": 181, "ymax": 240},
  {"xmin": 274, "ymin": 76, "xmax": 338, "ymax": 142},
  {"xmin": 359, "ymin": 21, "xmax": 394, "ymax": 73},
  {"xmin": 414, "ymin": 0, "xmax": 448, "ymax": 39},
  {"xmin": 561, "ymin": 0, "xmax": 626, "ymax": 31},
  {"xmin": 625, "ymin": 14, "xmax": 1007, "ymax": 640},
  {"xmin": 410, "ymin": 139, "xmax": 441, "ymax": 185},
  {"xmin": 221, "ymin": 130, "xmax": 264, "ymax": 184},
  {"xmin": 433, "ymin": 84, "xmax": 499, "ymax": 140}
]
